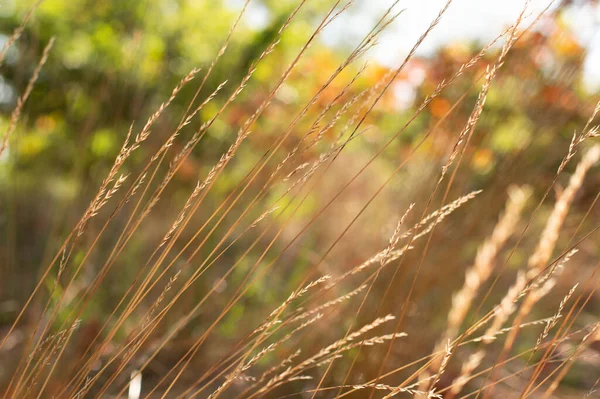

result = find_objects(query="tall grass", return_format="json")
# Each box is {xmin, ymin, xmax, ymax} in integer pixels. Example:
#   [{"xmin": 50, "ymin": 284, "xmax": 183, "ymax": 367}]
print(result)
[{"xmin": 1, "ymin": 0, "xmax": 600, "ymax": 398}]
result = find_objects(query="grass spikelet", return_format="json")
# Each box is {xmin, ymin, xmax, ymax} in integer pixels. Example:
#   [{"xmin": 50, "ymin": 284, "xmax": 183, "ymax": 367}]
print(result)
[
  {"xmin": 534, "ymin": 283, "xmax": 578, "ymax": 350},
  {"xmin": 1, "ymin": 37, "xmax": 54, "ymax": 157},
  {"xmin": 529, "ymin": 145, "xmax": 600, "ymax": 271},
  {"xmin": 435, "ymin": 185, "xmax": 529, "ymax": 364}
]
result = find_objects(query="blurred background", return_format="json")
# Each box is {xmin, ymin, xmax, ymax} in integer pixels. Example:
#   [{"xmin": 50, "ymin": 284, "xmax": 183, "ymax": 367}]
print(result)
[{"xmin": 1, "ymin": 0, "xmax": 600, "ymax": 397}]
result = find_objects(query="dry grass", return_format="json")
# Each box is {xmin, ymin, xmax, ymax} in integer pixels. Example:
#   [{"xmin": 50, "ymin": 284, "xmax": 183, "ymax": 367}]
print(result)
[{"xmin": 1, "ymin": 0, "xmax": 600, "ymax": 398}]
